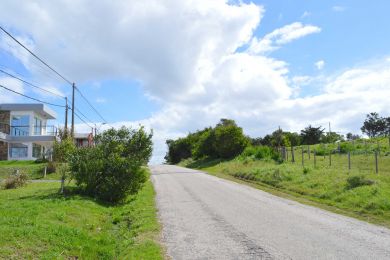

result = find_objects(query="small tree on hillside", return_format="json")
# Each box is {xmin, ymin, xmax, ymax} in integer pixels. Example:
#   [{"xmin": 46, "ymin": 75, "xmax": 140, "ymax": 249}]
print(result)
[
  {"xmin": 214, "ymin": 119, "xmax": 249, "ymax": 158},
  {"xmin": 300, "ymin": 125, "xmax": 324, "ymax": 145},
  {"xmin": 361, "ymin": 112, "xmax": 386, "ymax": 138}
]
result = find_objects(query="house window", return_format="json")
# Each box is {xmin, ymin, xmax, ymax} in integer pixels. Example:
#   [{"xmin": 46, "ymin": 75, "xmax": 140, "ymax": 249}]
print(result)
[
  {"xmin": 9, "ymin": 143, "xmax": 28, "ymax": 158},
  {"xmin": 32, "ymin": 143, "xmax": 42, "ymax": 158},
  {"xmin": 11, "ymin": 115, "xmax": 30, "ymax": 136},
  {"xmin": 34, "ymin": 117, "xmax": 42, "ymax": 135}
]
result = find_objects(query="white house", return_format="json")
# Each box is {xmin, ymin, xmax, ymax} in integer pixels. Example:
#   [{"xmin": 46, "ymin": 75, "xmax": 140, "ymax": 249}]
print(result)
[{"xmin": 0, "ymin": 103, "xmax": 58, "ymax": 161}]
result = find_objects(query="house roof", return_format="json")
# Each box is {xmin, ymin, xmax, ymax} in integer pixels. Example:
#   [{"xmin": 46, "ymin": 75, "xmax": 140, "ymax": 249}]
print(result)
[
  {"xmin": 74, "ymin": 133, "xmax": 92, "ymax": 139},
  {"xmin": 0, "ymin": 103, "xmax": 57, "ymax": 119}
]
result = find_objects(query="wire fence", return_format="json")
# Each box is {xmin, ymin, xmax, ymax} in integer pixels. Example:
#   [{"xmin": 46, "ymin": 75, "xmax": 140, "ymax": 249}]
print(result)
[{"xmin": 278, "ymin": 138, "xmax": 390, "ymax": 175}]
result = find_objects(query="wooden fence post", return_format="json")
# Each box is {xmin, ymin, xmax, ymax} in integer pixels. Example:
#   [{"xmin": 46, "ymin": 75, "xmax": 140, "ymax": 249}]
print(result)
[
  {"xmin": 44, "ymin": 166, "xmax": 47, "ymax": 178},
  {"xmin": 375, "ymin": 151, "xmax": 378, "ymax": 174},
  {"xmin": 329, "ymin": 151, "xmax": 332, "ymax": 167},
  {"xmin": 348, "ymin": 152, "xmax": 351, "ymax": 172},
  {"xmin": 291, "ymin": 146, "xmax": 295, "ymax": 163},
  {"xmin": 314, "ymin": 150, "xmax": 316, "ymax": 168},
  {"xmin": 308, "ymin": 145, "xmax": 311, "ymax": 160}
]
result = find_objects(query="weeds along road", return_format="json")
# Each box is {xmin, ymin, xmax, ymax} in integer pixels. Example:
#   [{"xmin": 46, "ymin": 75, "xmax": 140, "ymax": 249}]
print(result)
[{"xmin": 150, "ymin": 165, "xmax": 390, "ymax": 260}]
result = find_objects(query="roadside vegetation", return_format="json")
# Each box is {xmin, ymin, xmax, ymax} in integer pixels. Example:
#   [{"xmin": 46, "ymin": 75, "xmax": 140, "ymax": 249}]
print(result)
[
  {"xmin": 0, "ymin": 126, "xmax": 163, "ymax": 258},
  {"xmin": 0, "ymin": 175, "xmax": 162, "ymax": 259},
  {"xmin": 169, "ymin": 113, "xmax": 390, "ymax": 227}
]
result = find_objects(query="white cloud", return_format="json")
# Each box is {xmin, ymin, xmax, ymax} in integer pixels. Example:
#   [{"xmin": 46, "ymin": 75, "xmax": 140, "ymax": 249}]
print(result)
[
  {"xmin": 301, "ymin": 11, "xmax": 311, "ymax": 18},
  {"xmin": 315, "ymin": 60, "xmax": 325, "ymax": 70},
  {"xmin": 1, "ymin": 1, "xmax": 389, "ymax": 164},
  {"xmin": 332, "ymin": 6, "xmax": 346, "ymax": 12},
  {"xmin": 0, "ymin": 77, "xmax": 24, "ymax": 103},
  {"xmin": 249, "ymin": 22, "xmax": 321, "ymax": 54},
  {"xmin": 96, "ymin": 98, "xmax": 106, "ymax": 103}
]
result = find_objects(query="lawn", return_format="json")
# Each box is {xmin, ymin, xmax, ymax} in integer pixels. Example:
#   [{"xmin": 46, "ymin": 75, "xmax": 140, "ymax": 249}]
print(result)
[
  {"xmin": 0, "ymin": 160, "xmax": 61, "ymax": 180},
  {"xmin": 180, "ymin": 149, "xmax": 390, "ymax": 228},
  {"xmin": 0, "ymin": 174, "xmax": 163, "ymax": 259}
]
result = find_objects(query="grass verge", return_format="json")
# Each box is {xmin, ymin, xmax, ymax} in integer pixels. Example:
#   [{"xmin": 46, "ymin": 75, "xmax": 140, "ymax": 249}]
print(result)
[
  {"xmin": 0, "ymin": 173, "xmax": 163, "ymax": 259},
  {"xmin": 0, "ymin": 160, "xmax": 61, "ymax": 180},
  {"xmin": 180, "ymin": 157, "xmax": 390, "ymax": 228}
]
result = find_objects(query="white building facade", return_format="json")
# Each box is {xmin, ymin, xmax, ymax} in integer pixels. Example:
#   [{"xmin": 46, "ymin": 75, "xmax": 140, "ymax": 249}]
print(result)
[{"xmin": 0, "ymin": 104, "xmax": 58, "ymax": 161}]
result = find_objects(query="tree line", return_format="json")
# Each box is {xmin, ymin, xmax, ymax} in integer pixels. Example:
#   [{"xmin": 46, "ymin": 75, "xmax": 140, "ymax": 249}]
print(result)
[{"xmin": 165, "ymin": 112, "xmax": 390, "ymax": 164}]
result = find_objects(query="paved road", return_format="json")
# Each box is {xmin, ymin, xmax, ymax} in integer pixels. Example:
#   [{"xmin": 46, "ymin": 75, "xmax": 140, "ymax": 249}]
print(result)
[{"xmin": 150, "ymin": 165, "xmax": 390, "ymax": 260}]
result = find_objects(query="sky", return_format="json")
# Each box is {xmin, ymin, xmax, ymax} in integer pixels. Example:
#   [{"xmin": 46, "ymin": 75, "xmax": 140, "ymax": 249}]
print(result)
[{"xmin": 0, "ymin": 0, "xmax": 390, "ymax": 163}]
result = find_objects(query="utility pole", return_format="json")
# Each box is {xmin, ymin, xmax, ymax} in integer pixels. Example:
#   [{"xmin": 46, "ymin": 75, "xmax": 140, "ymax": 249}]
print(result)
[
  {"xmin": 64, "ymin": 97, "xmax": 68, "ymax": 134},
  {"xmin": 71, "ymin": 83, "xmax": 75, "ymax": 137},
  {"xmin": 329, "ymin": 122, "xmax": 331, "ymax": 134}
]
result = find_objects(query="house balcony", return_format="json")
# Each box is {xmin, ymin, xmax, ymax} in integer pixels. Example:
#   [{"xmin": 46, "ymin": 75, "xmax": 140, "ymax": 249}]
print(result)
[{"xmin": 0, "ymin": 123, "xmax": 58, "ymax": 142}]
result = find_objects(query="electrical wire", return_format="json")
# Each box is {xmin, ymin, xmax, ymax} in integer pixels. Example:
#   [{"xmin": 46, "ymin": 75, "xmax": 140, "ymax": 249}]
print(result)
[
  {"xmin": 0, "ymin": 68, "xmax": 65, "ymax": 98},
  {"xmin": 0, "ymin": 83, "xmax": 66, "ymax": 107},
  {"xmin": 0, "ymin": 26, "xmax": 73, "ymax": 85},
  {"xmin": 75, "ymin": 87, "xmax": 107, "ymax": 123}
]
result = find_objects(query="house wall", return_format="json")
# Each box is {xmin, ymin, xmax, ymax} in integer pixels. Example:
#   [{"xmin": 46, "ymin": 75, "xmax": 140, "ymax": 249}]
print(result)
[
  {"xmin": 0, "ymin": 141, "xmax": 8, "ymax": 160},
  {"xmin": 0, "ymin": 110, "xmax": 10, "ymax": 134},
  {"xmin": 9, "ymin": 111, "xmax": 48, "ymax": 136}
]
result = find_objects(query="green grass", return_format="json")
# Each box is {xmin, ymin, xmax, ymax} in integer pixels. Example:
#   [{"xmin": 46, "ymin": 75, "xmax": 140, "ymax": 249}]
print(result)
[
  {"xmin": 181, "ymin": 150, "xmax": 390, "ymax": 228},
  {"xmin": 0, "ymin": 174, "xmax": 163, "ymax": 259},
  {"xmin": 0, "ymin": 160, "xmax": 61, "ymax": 180}
]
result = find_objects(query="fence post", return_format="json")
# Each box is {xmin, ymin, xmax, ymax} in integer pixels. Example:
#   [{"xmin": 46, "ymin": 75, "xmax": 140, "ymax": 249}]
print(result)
[
  {"xmin": 329, "ymin": 151, "xmax": 332, "ymax": 166},
  {"xmin": 44, "ymin": 166, "xmax": 47, "ymax": 178},
  {"xmin": 301, "ymin": 147, "xmax": 304, "ymax": 167},
  {"xmin": 314, "ymin": 150, "xmax": 316, "ymax": 168},
  {"xmin": 348, "ymin": 152, "xmax": 351, "ymax": 172},
  {"xmin": 291, "ymin": 146, "xmax": 295, "ymax": 163},
  {"xmin": 308, "ymin": 145, "xmax": 311, "ymax": 160},
  {"xmin": 375, "ymin": 151, "xmax": 378, "ymax": 174},
  {"xmin": 285, "ymin": 147, "xmax": 288, "ymax": 162}
]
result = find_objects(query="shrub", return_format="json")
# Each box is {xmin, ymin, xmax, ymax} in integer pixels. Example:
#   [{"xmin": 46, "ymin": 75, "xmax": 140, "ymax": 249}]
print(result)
[
  {"xmin": 69, "ymin": 126, "xmax": 153, "ymax": 203},
  {"xmin": 303, "ymin": 167, "xmax": 310, "ymax": 174},
  {"xmin": 3, "ymin": 172, "xmax": 28, "ymax": 189},
  {"xmin": 239, "ymin": 146, "xmax": 281, "ymax": 162},
  {"xmin": 346, "ymin": 175, "xmax": 375, "ymax": 189},
  {"xmin": 214, "ymin": 122, "xmax": 249, "ymax": 159},
  {"xmin": 46, "ymin": 161, "xmax": 56, "ymax": 174},
  {"xmin": 35, "ymin": 158, "xmax": 48, "ymax": 163}
]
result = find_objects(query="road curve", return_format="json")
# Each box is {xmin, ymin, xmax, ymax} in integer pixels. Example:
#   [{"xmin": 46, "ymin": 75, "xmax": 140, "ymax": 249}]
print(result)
[{"xmin": 150, "ymin": 165, "xmax": 390, "ymax": 260}]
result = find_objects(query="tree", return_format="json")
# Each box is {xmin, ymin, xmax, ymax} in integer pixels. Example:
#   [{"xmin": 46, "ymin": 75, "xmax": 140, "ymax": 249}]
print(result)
[
  {"xmin": 361, "ymin": 112, "xmax": 386, "ymax": 138},
  {"xmin": 214, "ymin": 120, "xmax": 249, "ymax": 158},
  {"xmin": 192, "ymin": 128, "xmax": 217, "ymax": 159},
  {"xmin": 321, "ymin": 132, "xmax": 344, "ymax": 143},
  {"xmin": 346, "ymin": 132, "xmax": 360, "ymax": 141},
  {"xmin": 69, "ymin": 126, "xmax": 153, "ymax": 203},
  {"xmin": 284, "ymin": 132, "xmax": 301, "ymax": 146},
  {"xmin": 300, "ymin": 125, "xmax": 324, "ymax": 145},
  {"xmin": 164, "ymin": 137, "xmax": 192, "ymax": 164}
]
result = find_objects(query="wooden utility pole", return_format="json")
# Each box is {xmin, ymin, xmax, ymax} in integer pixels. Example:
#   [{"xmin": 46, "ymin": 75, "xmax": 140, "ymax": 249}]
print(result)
[
  {"xmin": 71, "ymin": 83, "xmax": 75, "ymax": 137},
  {"xmin": 64, "ymin": 97, "xmax": 68, "ymax": 134}
]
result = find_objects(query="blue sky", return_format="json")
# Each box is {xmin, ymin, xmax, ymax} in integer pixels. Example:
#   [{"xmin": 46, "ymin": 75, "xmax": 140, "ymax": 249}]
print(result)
[{"xmin": 1, "ymin": 0, "xmax": 390, "ymax": 162}]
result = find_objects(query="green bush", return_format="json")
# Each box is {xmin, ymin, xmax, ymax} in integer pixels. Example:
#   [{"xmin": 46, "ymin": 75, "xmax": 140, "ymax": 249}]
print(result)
[
  {"xmin": 46, "ymin": 161, "xmax": 56, "ymax": 174},
  {"xmin": 69, "ymin": 126, "xmax": 153, "ymax": 203},
  {"xmin": 3, "ymin": 172, "xmax": 28, "ymax": 189},
  {"xmin": 346, "ymin": 175, "xmax": 375, "ymax": 190},
  {"xmin": 239, "ymin": 146, "xmax": 281, "ymax": 162}
]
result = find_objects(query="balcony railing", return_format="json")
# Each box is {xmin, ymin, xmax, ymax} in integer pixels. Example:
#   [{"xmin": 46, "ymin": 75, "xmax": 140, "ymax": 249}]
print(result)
[{"xmin": 0, "ymin": 123, "xmax": 57, "ymax": 136}]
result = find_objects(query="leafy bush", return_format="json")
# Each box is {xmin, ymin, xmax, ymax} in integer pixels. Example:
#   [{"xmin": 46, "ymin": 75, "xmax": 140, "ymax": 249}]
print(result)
[
  {"xmin": 239, "ymin": 146, "xmax": 281, "ymax": 162},
  {"xmin": 53, "ymin": 137, "xmax": 76, "ymax": 163},
  {"xmin": 214, "ymin": 122, "xmax": 249, "ymax": 159},
  {"xmin": 346, "ymin": 175, "xmax": 375, "ymax": 189},
  {"xmin": 34, "ymin": 158, "xmax": 48, "ymax": 163},
  {"xmin": 46, "ymin": 161, "xmax": 56, "ymax": 174},
  {"xmin": 3, "ymin": 172, "xmax": 28, "ymax": 189},
  {"xmin": 69, "ymin": 126, "xmax": 153, "ymax": 203}
]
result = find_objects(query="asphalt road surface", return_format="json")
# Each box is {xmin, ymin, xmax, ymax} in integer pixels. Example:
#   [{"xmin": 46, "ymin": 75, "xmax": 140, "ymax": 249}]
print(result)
[{"xmin": 150, "ymin": 165, "xmax": 390, "ymax": 260}]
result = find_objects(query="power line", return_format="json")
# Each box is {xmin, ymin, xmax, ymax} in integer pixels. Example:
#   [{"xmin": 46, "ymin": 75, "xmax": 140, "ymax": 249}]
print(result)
[
  {"xmin": 0, "ymin": 83, "xmax": 66, "ymax": 107},
  {"xmin": 75, "ymin": 87, "xmax": 107, "ymax": 123},
  {"xmin": 67, "ymin": 106, "xmax": 93, "ymax": 128},
  {"xmin": 75, "ymin": 107, "xmax": 94, "ymax": 124},
  {"xmin": 0, "ymin": 68, "xmax": 65, "ymax": 99},
  {"xmin": 0, "ymin": 25, "xmax": 73, "ymax": 85}
]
